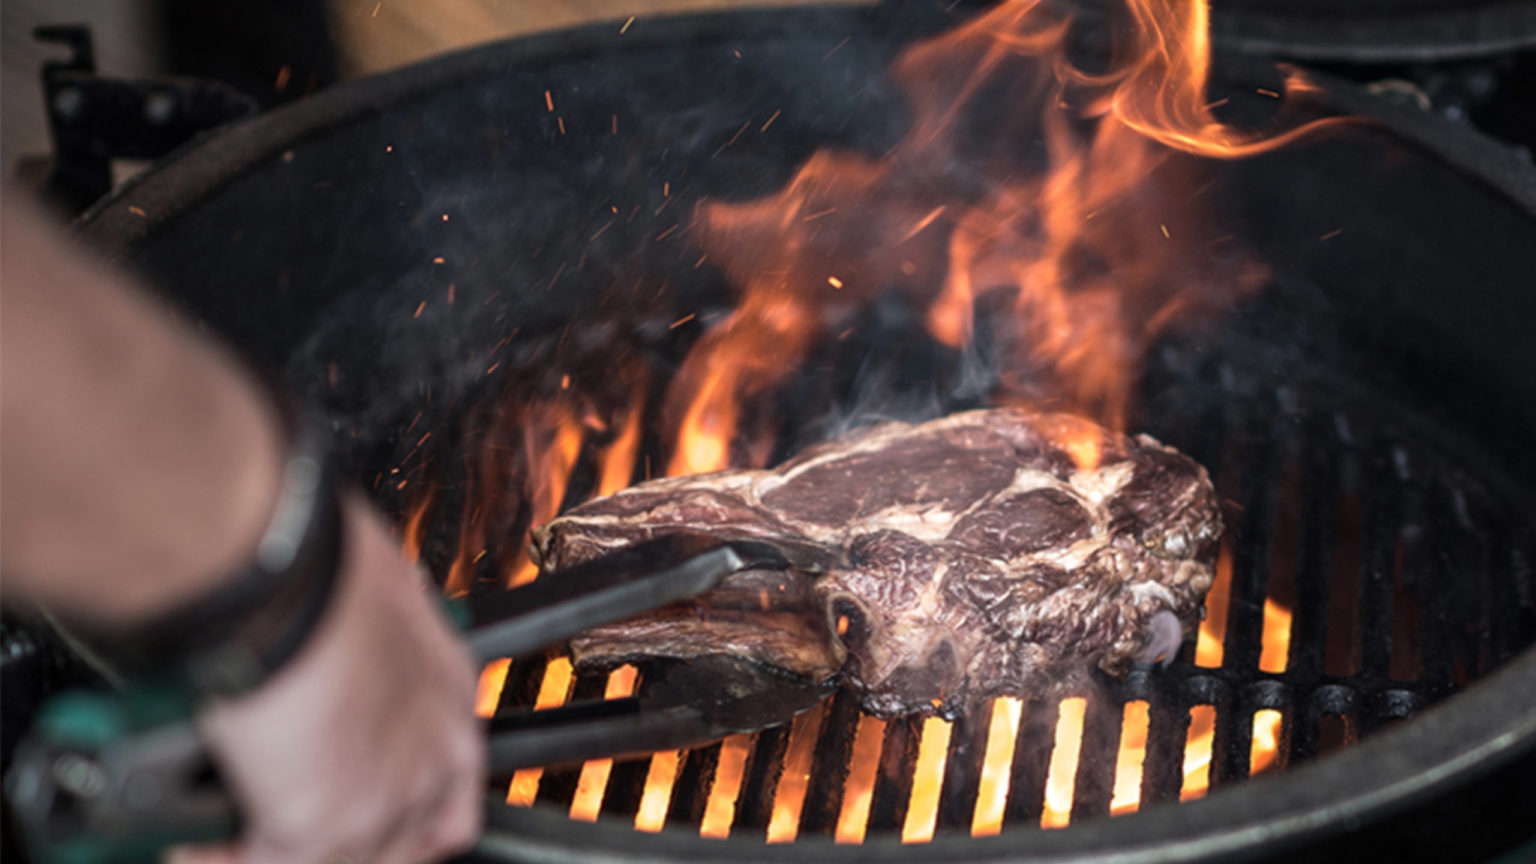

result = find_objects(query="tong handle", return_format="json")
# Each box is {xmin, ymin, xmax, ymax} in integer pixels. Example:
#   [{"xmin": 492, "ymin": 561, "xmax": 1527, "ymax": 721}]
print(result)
[
  {"xmin": 5, "ymin": 685, "xmax": 236, "ymax": 864},
  {"xmin": 485, "ymin": 700, "xmax": 706, "ymax": 771},
  {"xmin": 6, "ymin": 535, "xmax": 775, "ymax": 864},
  {"xmin": 458, "ymin": 533, "xmax": 760, "ymax": 661}
]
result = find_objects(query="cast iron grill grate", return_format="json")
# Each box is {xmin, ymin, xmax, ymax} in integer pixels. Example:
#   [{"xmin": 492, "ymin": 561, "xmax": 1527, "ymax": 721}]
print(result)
[{"xmin": 475, "ymin": 339, "xmax": 1536, "ymax": 841}]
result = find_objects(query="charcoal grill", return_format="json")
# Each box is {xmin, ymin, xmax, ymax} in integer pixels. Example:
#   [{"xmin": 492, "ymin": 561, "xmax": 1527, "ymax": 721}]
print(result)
[
  {"xmin": 462, "ymin": 324, "xmax": 1536, "ymax": 862},
  {"xmin": 32, "ymin": 2, "xmax": 1536, "ymax": 862}
]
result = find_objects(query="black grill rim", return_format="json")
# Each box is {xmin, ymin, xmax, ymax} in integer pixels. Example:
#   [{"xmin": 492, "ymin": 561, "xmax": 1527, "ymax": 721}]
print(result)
[
  {"xmin": 63, "ymin": 5, "xmax": 1536, "ymax": 862},
  {"xmin": 70, "ymin": 5, "xmax": 1536, "ymax": 260},
  {"xmin": 1054, "ymin": 0, "xmax": 1536, "ymax": 62}
]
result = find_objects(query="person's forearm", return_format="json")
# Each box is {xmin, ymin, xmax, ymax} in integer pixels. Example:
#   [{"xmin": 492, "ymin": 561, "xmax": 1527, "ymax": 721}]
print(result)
[{"xmin": 0, "ymin": 203, "xmax": 285, "ymax": 627}]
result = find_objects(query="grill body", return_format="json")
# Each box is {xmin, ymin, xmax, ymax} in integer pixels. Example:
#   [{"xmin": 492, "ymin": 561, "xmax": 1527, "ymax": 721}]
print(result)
[
  {"xmin": 64, "ymin": 4, "xmax": 1536, "ymax": 861},
  {"xmin": 468, "ymin": 322, "xmax": 1536, "ymax": 857}
]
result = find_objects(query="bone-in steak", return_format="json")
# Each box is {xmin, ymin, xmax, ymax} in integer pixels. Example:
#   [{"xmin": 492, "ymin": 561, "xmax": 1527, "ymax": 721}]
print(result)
[{"xmin": 533, "ymin": 409, "xmax": 1221, "ymax": 717}]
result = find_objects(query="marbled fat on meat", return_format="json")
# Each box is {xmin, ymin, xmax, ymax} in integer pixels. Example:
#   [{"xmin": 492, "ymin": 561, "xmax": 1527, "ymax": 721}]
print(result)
[{"xmin": 533, "ymin": 408, "xmax": 1222, "ymax": 718}]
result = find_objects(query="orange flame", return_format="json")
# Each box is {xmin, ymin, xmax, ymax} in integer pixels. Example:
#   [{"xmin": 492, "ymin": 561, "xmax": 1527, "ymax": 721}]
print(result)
[
  {"xmin": 766, "ymin": 701, "xmax": 828, "ymax": 842},
  {"xmin": 971, "ymin": 697, "xmax": 1023, "ymax": 837},
  {"xmin": 1250, "ymin": 709, "xmax": 1285, "ymax": 776},
  {"xmin": 835, "ymin": 714, "xmax": 888, "ymax": 844},
  {"xmin": 1106, "ymin": 596, "xmax": 1292, "ymax": 814},
  {"xmin": 661, "ymin": 0, "xmax": 1331, "ymax": 443},
  {"xmin": 665, "ymin": 285, "xmax": 817, "ymax": 477},
  {"xmin": 507, "ymin": 656, "xmax": 575, "ymax": 806},
  {"xmin": 505, "ymin": 400, "xmax": 585, "ymax": 587},
  {"xmin": 1196, "ymin": 541, "xmax": 1234, "ymax": 667},
  {"xmin": 635, "ymin": 750, "xmax": 684, "ymax": 832},
  {"xmin": 474, "ymin": 658, "xmax": 512, "ymax": 718},
  {"xmin": 1109, "ymin": 700, "xmax": 1152, "ymax": 813},
  {"xmin": 569, "ymin": 664, "xmax": 641, "ymax": 822},
  {"xmin": 980, "ymin": 588, "xmax": 1294, "ymax": 826},
  {"xmin": 399, "ymin": 487, "xmax": 434, "ymax": 564},
  {"xmin": 699, "ymin": 733, "xmax": 754, "ymax": 839},
  {"xmin": 1040, "ymin": 697, "xmax": 1088, "ymax": 828},
  {"xmin": 1113, "ymin": 0, "xmax": 1346, "ymax": 158},
  {"xmin": 424, "ymin": 0, "xmax": 1330, "ymax": 839},
  {"xmin": 902, "ymin": 717, "xmax": 953, "ymax": 843},
  {"xmin": 1179, "ymin": 704, "xmax": 1219, "ymax": 800},
  {"xmin": 1259, "ymin": 597, "xmax": 1293, "ymax": 673},
  {"xmin": 596, "ymin": 394, "xmax": 646, "ymax": 497}
]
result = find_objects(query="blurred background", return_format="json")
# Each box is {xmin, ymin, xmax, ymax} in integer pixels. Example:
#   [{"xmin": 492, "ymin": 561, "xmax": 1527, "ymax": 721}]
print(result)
[
  {"xmin": 1, "ymin": 0, "xmax": 866, "ymax": 183},
  {"xmin": 2, "ymin": 0, "xmax": 1531, "ymax": 207}
]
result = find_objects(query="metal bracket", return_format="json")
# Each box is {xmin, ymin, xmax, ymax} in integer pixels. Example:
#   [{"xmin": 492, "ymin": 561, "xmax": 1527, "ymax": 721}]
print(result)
[{"xmin": 35, "ymin": 24, "xmax": 259, "ymax": 213}]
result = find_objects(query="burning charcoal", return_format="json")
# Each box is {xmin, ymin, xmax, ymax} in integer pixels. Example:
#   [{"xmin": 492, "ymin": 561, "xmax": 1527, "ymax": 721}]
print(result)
[{"xmin": 536, "ymin": 408, "xmax": 1220, "ymax": 718}]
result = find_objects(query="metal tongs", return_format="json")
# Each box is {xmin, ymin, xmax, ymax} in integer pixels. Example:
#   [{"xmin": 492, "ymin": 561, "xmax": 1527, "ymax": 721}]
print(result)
[
  {"xmin": 466, "ymin": 533, "xmax": 837, "ymax": 769},
  {"xmin": 6, "ymin": 533, "xmax": 836, "ymax": 864}
]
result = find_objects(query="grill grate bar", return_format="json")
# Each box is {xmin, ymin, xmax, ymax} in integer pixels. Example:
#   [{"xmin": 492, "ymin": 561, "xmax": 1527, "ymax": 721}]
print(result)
[
  {"xmin": 766, "ymin": 701, "xmax": 829, "ymax": 841},
  {"xmin": 1261, "ymin": 423, "xmax": 1303, "ymax": 675},
  {"xmin": 669, "ymin": 740, "xmax": 725, "ymax": 829},
  {"xmin": 1360, "ymin": 442, "xmax": 1402, "ymax": 684},
  {"xmin": 1490, "ymin": 526, "xmax": 1533, "ymax": 667},
  {"xmin": 1512, "ymin": 546, "xmax": 1536, "ymax": 637},
  {"xmin": 537, "ymin": 670, "xmax": 610, "ymax": 811},
  {"xmin": 1004, "ymin": 699, "xmax": 1060, "ymax": 824},
  {"xmin": 492, "ymin": 356, "xmax": 1536, "ymax": 841},
  {"xmin": 602, "ymin": 751, "xmax": 653, "ymax": 823},
  {"xmin": 1140, "ymin": 687, "xmax": 1189, "ymax": 805},
  {"xmin": 498, "ymin": 655, "xmax": 553, "ymax": 716},
  {"xmin": 866, "ymin": 716, "xmax": 921, "ymax": 833},
  {"xmin": 1217, "ymin": 407, "xmax": 1282, "ymax": 676},
  {"xmin": 798, "ymin": 691, "xmax": 862, "ymax": 836},
  {"xmin": 1212, "ymin": 682, "xmax": 1256, "ymax": 789},
  {"xmin": 1440, "ymin": 489, "xmax": 1493, "ymax": 683},
  {"xmin": 1326, "ymin": 446, "xmax": 1367, "ymax": 679},
  {"xmin": 732, "ymin": 725, "xmax": 792, "ymax": 835},
  {"xmin": 1399, "ymin": 481, "xmax": 1448, "ymax": 692},
  {"xmin": 1209, "ymin": 402, "xmax": 1283, "ymax": 788},
  {"xmin": 1067, "ymin": 691, "xmax": 1123, "ymax": 822},
  {"xmin": 934, "ymin": 706, "xmax": 986, "ymax": 831},
  {"xmin": 1286, "ymin": 402, "xmax": 1342, "ymax": 690},
  {"xmin": 1217, "ymin": 698, "xmax": 1256, "ymax": 783}
]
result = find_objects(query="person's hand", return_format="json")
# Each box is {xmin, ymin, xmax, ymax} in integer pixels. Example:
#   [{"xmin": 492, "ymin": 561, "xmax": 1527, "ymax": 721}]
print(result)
[{"xmin": 171, "ymin": 495, "xmax": 484, "ymax": 864}]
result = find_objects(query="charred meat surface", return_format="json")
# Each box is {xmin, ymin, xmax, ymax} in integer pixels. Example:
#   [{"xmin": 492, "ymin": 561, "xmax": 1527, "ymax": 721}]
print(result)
[{"xmin": 534, "ymin": 409, "xmax": 1221, "ymax": 717}]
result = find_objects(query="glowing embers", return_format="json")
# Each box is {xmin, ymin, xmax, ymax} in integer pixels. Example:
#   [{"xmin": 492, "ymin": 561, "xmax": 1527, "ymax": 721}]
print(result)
[
  {"xmin": 835, "ymin": 714, "xmax": 888, "ymax": 843},
  {"xmin": 1109, "ymin": 701, "xmax": 1151, "ymax": 814},
  {"xmin": 635, "ymin": 750, "xmax": 684, "ymax": 832},
  {"xmin": 1196, "ymin": 542, "xmax": 1234, "ymax": 667},
  {"xmin": 1250, "ymin": 710, "xmax": 1285, "ymax": 776},
  {"xmin": 766, "ymin": 701, "xmax": 829, "ymax": 842},
  {"xmin": 481, "ymin": 663, "xmax": 1298, "ymax": 840},
  {"xmin": 1039, "ymin": 697, "xmax": 1088, "ymax": 828},
  {"xmin": 1179, "ymin": 705, "xmax": 1218, "ymax": 801},
  {"xmin": 474, "ymin": 658, "xmax": 512, "ymax": 718},
  {"xmin": 570, "ymin": 665, "xmax": 641, "ymax": 823},
  {"xmin": 699, "ymin": 734, "xmax": 755, "ymax": 838},
  {"xmin": 901, "ymin": 717, "xmax": 953, "ymax": 843},
  {"xmin": 507, "ymin": 657, "xmax": 575, "ymax": 806},
  {"xmin": 970, "ymin": 697, "xmax": 1021, "ymax": 837},
  {"xmin": 1259, "ymin": 599, "xmax": 1294, "ymax": 673}
]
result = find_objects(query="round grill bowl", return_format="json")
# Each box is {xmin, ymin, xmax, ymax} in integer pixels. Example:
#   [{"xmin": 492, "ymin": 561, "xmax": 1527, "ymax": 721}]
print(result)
[{"xmin": 70, "ymin": 5, "xmax": 1536, "ymax": 862}]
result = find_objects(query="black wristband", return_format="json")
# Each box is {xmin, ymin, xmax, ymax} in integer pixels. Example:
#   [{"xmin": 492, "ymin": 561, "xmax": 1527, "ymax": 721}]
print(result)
[{"xmin": 77, "ymin": 411, "xmax": 345, "ymax": 697}]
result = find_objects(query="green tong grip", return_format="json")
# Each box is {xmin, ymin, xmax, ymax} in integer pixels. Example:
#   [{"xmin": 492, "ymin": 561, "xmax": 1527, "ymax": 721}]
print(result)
[
  {"xmin": 12, "ymin": 596, "xmax": 474, "ymax": 864},
  {"xmin": 15, "ymin": 681, "xmax": 235, "ymax": 864}
]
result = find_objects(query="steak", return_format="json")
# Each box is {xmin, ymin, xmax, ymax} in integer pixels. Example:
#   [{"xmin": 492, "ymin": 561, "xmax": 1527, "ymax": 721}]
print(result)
[{"xmin": 533, "ymin": 408, "xmax": 1221, "ymax": 717}]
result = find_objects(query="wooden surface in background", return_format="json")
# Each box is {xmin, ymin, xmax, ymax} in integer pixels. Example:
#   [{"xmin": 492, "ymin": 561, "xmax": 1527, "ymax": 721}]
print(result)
[{"xmin": 330, "ymin": 0, "xmax": 869, "ymax": 76}]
